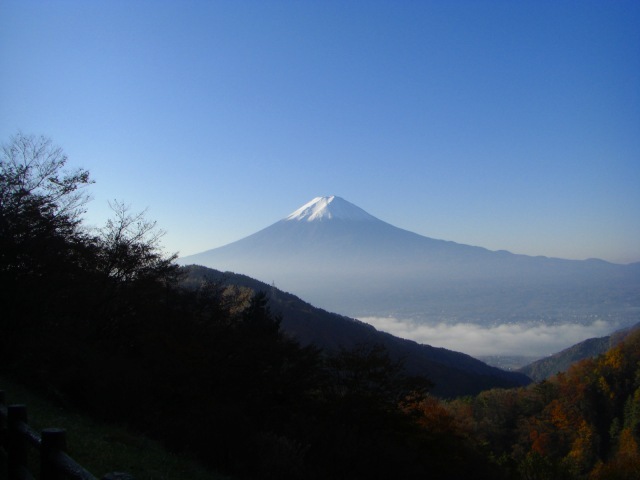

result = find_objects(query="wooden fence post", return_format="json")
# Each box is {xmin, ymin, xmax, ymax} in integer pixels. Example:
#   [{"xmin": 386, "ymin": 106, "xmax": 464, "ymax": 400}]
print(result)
[
  {"xmin": 0, "ymin": 390, "xmax": 6, "ymax": 449},
  {"xmin": 41, "ymin": 428, "xmax": 67, "ymax": 480},
  {"xmin": 1, "ymin": 393, "xmax": 133, "ymax": 480},
  {"xmin": 7, "ymin": 404, "xmax": 28, "ymax": 480}
]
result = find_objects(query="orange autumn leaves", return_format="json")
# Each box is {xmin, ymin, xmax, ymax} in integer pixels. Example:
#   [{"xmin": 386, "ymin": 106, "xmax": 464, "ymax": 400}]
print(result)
[{"xmin": 400, "ymin": 329, "xmax": 640, "ymax": 479}]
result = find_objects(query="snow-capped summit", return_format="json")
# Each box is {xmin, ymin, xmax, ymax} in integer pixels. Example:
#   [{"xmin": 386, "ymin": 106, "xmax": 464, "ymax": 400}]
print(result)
[{"xmin": 285, "ymin": 196, "xmax": 378, "ymax": 222}]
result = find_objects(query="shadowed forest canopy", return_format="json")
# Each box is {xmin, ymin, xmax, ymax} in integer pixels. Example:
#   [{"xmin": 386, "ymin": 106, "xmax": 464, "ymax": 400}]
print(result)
[{"xmin": 2, "ymin": 134, "xmax": 638, "ymax": 479}]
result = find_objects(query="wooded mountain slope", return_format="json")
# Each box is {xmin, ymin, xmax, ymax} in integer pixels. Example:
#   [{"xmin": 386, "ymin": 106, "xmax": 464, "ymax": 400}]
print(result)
[
  {"xmin": 180, "ymin": 265, "xmax": 530, "ymax": 397},
  {"xmin": 519, "ymin": 323, "xmax": 640, "ymax": 381},
  {"xmin": 444, "ymin": 327, "xmax": 640, "ymax": 479}
]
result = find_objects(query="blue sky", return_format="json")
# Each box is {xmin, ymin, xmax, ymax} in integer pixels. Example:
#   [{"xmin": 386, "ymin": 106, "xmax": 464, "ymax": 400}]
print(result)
[{"xmin": 2, "ymin": 1, "xmax": 639, "ymax": 263}]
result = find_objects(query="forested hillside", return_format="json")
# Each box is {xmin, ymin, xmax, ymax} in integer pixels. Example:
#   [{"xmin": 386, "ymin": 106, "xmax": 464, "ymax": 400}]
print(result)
[
  {"xmin": 445, "ymin": 328, "xmax": 640, "ymax": 479},
  {"xmin": 180, "ymin": 265, "xmax": 530, "ymax": 397},
  {"xmin": 519, "ymin": 324, "xmax": 640, "ymax": 381},
  {"xmin": 2, "ymin": 134, "xmax": 638, "ymax": 479}
]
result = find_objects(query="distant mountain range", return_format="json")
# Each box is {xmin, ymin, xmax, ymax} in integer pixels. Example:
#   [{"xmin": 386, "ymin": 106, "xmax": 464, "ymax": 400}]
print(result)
[
  {"xmin": 178, "ymin": 196, "xmax": 640, "ymax": 329},
  {"xmin": 180, "ymin": 265, "xmax": 531, "ymax": 397}
]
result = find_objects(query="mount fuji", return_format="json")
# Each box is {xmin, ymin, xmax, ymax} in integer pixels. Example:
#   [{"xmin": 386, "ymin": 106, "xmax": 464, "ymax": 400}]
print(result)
[{"xmin": 178, "ymin": 196, "xmax": 640, "ymax": 330}]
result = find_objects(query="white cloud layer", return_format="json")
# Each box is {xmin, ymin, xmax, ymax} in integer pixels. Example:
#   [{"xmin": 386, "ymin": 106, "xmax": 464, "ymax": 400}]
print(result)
[{"xmin": 357, "ymin": 317, "xmax": 619, "ymax": 357}]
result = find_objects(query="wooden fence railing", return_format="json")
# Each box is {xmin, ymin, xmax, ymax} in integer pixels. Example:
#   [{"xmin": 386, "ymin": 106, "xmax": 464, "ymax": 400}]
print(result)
[{"xmin": 0, "ymin": 390, "xmax": 133, "ymax": 480}]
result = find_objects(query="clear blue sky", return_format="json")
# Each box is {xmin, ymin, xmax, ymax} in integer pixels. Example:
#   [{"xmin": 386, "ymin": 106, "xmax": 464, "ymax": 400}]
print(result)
[{"xmin": 2, "ymin": 1, "xmax": 639, "ymax": 263}]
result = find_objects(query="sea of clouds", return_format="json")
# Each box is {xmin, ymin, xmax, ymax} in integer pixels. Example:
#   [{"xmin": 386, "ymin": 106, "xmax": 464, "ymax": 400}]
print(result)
[{"xmin": 358, "ymin": 316, "xmax": 618, "ymax": 358}]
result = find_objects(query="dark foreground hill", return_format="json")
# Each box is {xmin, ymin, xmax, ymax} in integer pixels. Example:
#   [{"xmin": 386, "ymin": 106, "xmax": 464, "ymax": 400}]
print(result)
[
  {"xmin": 181, "ymin": 265, "xmax": 531, "ymax": 397},
  {"xmin": 518, "ymin": 322, "xmax": 640, "ymax": 381}
]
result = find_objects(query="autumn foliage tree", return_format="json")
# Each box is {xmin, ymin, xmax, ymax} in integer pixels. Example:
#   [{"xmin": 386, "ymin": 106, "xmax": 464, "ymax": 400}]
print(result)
[{"xmin": 446, "ymin": 329, "xmax": 640, "ymax": 479}]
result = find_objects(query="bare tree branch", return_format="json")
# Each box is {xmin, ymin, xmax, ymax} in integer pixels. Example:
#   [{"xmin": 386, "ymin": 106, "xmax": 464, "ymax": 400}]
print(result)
[
  {"xmin": 98, "ymin": 201, "xmax": 177, "ymax": 282},
  {"xmin": 0, "ymin": 132, "xmax": 93, "ymax": 224}
]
